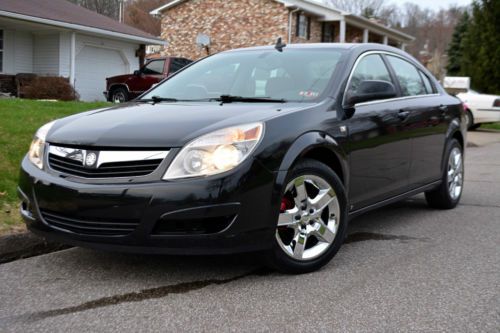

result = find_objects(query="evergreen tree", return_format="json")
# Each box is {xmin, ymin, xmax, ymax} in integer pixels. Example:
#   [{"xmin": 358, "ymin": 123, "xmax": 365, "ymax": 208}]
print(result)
[
  {"xmin": 461, "ymin": 0, "xmax": 500, "ymax": 94},
  {"xmin": 446, "ymin": 11, "xmax": 469, "ymax": 75}
]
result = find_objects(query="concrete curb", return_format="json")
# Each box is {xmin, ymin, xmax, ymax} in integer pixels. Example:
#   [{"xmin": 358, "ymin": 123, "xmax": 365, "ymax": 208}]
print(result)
[{"xmin": 0, "ymin": 232, "xmax": 70, "ymax": 264}]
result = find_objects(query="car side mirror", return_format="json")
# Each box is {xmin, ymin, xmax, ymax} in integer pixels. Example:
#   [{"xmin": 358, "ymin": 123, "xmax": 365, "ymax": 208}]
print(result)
[
  {"xmin": 344, "ymin": 80, "xmax": 397, "ymax": 109},
  {"xmin": 133, "ymin": 70, "xmax": 142, "ymax": 76}
]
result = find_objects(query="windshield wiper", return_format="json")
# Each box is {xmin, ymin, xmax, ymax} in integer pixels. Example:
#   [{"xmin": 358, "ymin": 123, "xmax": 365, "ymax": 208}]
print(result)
[
  {"xmin": 136, "ymin": 96, "xmax": 179, "ymax": 104},
  {"xmin": 215, "ymin": 95, "xmax": 286, "ymax": 104}
]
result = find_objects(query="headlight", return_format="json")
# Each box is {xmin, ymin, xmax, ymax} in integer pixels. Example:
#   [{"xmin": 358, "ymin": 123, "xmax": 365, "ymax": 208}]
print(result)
[
  {"xmin": 28, "ymin": 121, "xmax": 56, "ymax": 169},
  {"xmin": 163, "ymin": 123, "xmax": 264, "ymax": 179}
]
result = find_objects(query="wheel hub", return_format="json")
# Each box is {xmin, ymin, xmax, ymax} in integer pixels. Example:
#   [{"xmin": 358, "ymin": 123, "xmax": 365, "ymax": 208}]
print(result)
[{"xmin": 276, "ymin": 175, "xmax": 340, "ymax": 261}]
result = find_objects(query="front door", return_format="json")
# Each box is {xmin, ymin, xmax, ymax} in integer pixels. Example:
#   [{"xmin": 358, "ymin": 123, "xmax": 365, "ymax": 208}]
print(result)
[{"xmin": 345, "ymin": 54, "xmax": 411, "ymax": 210}]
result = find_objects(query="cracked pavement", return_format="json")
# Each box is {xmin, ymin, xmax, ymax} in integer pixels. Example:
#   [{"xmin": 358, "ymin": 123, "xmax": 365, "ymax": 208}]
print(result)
[{"xmin": 0, "ymin": 141, "xmax": 499, "ymax": 332}]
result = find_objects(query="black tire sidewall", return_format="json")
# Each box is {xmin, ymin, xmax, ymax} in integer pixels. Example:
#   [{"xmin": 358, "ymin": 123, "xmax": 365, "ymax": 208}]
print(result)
[
  {"xmin": 268, "ymin": 159, "xmax": 348, "ymax": 274},
  {"xmin": 112, "ymin": 88, "xmax": 128, "ymax": 103}
]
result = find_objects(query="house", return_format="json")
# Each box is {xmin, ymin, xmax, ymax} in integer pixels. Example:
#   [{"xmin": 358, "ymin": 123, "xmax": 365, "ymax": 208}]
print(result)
[
  {"xmin": 150, "ymin": 0, "xmax": 414, "ymax": 60},
  {"xmin": 0, "ymin": 0, "xmax": 165, "ymax": 101}
]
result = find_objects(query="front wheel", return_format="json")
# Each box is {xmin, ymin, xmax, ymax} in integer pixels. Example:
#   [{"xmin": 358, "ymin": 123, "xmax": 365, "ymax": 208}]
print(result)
[
  {"xmin": 266, "ymin": 159, "xmax": 348, "ymax": 274},
  {"xmin": 110, "ymin": 87, "xmax": 128, "ymax": 103},
  {"xmin": 425, "ymin": 139, "xmax": 464, "ymax": 209}
]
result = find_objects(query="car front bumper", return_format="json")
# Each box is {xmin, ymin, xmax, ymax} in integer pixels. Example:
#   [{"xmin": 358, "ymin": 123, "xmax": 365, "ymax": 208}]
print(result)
[{"xmin": 18, "ymin": 156, "xmax": 282, "ymax": 255}]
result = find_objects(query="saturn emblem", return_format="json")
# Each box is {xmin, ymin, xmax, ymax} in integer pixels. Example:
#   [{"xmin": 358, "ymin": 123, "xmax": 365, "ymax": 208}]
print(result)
[{"xmin": 85, "ymin": 152, "xmax": 97, "ymax": 167}]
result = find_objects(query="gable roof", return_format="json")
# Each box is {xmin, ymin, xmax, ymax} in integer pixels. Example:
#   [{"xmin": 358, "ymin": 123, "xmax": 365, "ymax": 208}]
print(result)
[
  {"xmin": 0, "ymin": 0, "xmax": 165, "ymax": 45},
  {"xmin": 150, "ymin": 0, "xmax": 413, "ymax": 43}
]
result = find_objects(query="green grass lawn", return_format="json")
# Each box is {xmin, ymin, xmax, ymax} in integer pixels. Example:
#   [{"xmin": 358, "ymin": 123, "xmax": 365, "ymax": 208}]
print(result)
[
  {"xmin": 0, "ymin": 99, "xmax": 110, "ymax": 234},
  {"xmin": 482, "ymin": 123, "xmax": 500, "ymax": 131}
]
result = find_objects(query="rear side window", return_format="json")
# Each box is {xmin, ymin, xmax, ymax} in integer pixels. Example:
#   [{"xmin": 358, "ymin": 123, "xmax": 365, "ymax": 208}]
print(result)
[
  {"xmin": 348, "ymin": 54, "xmax": 393, "ymax": 94},
  {"xmin": 419, "ymin": 71, "xmax": 435, "ymax": 94},
  {"xmin": 169, "ymin": 58, "xmax": 187, "ymax": 74},
  {"xmin": 386, "ymin": 56, "xmax": 426, "ymax": 96},
  {"xmin": 142, "ymin": 59, "xmax": 165, "ymax": 75}
]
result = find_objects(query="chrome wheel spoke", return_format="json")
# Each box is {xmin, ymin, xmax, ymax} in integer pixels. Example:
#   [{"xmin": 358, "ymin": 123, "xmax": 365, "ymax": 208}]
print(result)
[
  {"xmin": 447, "ymin": 147, "xmax": 463, "ymax": 200},
  {"xmin": 293, "ymin": 233, "xmax": 307, "ymax": 259},
  {"xmin": 309, "ymin": 188, "xmax": 336, "ymax": 213},
  {"xmin": 277, "ymin": 207, "xmax": 299, "ymax": 227},
  {"xmin": 313, "ymin": 220, "xmax": 336, "ymax": 243},
  {"xmin": 293, "ymin": 177, "xmax": 308, "ymax": 208}
]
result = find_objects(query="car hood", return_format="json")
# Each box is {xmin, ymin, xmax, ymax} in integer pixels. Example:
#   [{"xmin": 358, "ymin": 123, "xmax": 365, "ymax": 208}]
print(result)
[
  {"xmin": 107, "ymin": 74, "xmax": 132, "ymax": 82},
  {"xmin": 47, "ymin": 102, "xmax": 311, "ymax": 148}
]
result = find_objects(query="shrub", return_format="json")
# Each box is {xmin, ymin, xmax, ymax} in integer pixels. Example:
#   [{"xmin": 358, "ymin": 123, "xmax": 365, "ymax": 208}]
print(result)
[{"xmin": 23, "ymin": 77, "xmax": 79, "ymax": 101}]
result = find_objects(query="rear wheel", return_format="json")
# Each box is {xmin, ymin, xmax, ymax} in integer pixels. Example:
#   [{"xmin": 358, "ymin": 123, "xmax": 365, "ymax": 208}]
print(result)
[
  {"xmin": 110, "ymin": 87, "xmax": 128, "ymax": 103},
  {"xmin": 465, "ymin": 110, "xmax": 474, "ymax": 130},
  {"xmin": 266, "ymin": 159, "xmax": 347, "ymax": 274},
  {"xmin": 425, "ymin": 139, "xmax": 464, "ymax": 209}
]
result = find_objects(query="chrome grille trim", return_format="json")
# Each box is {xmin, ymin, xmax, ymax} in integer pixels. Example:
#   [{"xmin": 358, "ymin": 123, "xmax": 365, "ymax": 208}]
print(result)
[{"xmin": 47, "ymin": 145, "xmax": 169, "ymax": 178}]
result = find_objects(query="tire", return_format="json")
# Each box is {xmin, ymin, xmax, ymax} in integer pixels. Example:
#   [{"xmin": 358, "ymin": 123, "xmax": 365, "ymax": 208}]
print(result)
[
  {"xmin": 425, "ymin": 139, "xmax": 464, "ymax": 209},
  {"xmin": 110, "ymin": 87, "xmax": 129, "ymax": 103},
  {"xmin": 265, "ymin": 159, "xmax": 348, "ymax": 274},
  {"xmin": 465, "ymin": 110, "xmax": 474, "ymax": 130}
]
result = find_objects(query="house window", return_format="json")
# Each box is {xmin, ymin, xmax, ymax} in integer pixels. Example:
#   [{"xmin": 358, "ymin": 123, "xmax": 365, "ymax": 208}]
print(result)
[
  {"xmin": 296, "ymin": 13, "xmax": 310, "ymax": 39},
  {"xmin": 0, "ymin": 30, "xmax": 3, "ymax": 72},
  {"xmin": 322, "ymin": 23, "xmax": 335, "ymax": 43}
]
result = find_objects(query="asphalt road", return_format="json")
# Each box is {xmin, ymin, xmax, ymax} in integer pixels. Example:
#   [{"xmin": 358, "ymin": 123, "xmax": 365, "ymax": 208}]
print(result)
[{"xmin": 0, "ymin": 139, "xmax": 499, "ymax": 332}]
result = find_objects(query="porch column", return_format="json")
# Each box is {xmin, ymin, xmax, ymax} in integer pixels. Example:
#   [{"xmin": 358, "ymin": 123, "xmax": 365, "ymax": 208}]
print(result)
[
  {"xmin": 339, "ymin": 19, "xmax": 346, "ymax": 43},
  {"xmin": 363, "ymin": 29, "xmax": 369, "ymax": 43},
  {"xmin": 401, "ymin": 43, "xmax": 406, "ymax": 51},
  {"xmin": 383, "ymin": 35, "xmax": 388, "ymax": 45},
  {"xmin": 69, "ymin": 32, "xmax": 76, "ymax": 87}
]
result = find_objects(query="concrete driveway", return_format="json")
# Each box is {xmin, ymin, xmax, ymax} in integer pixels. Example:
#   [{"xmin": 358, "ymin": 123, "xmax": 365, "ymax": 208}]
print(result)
[{"xmin": 0, "ymin": 137, "xmax": 499, "ymax": 332}]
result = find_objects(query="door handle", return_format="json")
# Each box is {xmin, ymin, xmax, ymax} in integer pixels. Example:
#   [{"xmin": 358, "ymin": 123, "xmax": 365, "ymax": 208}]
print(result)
[{"xmin": 398, "ymin": 109, "xmax": 410, "ymax": 120}]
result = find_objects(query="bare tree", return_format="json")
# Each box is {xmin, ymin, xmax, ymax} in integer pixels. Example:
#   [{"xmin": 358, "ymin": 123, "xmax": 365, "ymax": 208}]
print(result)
[
  {"xmin": 323, "ymin": 0, "xmax": 386, "ymax": 16},
  {"xmin": 68, "ymin": 0, "xmax": 121, "ymax": 20}
]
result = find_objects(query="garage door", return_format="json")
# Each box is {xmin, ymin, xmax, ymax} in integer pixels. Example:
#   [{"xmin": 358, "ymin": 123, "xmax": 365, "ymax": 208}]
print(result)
[{"xmin": 76, "ymin": 46, "xmax": 128, "ymax": 101}]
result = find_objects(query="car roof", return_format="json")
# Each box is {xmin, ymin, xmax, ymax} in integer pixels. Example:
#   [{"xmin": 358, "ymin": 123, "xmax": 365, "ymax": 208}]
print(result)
[{"xmin": 223, "ymin": 43, "xmax": 402, "ymax": 53}]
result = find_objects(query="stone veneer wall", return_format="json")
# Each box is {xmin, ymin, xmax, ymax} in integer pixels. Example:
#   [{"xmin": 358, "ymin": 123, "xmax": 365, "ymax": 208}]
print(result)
[{"xmin": 160, "ymin": 0, "xmax": 290, "ymax": 60}]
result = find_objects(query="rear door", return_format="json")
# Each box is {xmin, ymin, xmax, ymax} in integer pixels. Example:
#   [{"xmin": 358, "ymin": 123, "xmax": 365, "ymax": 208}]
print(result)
[
  {"xmin": 346, "ymin": 53, "xmax": 411, "ymax": 210},
  {"xmin": 384, "ymin": 55, "xmax": 447, "ymax": 187}
]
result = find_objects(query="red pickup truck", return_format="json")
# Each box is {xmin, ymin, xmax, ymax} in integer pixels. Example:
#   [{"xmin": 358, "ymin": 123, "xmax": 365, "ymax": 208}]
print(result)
[{"xmin": 104, "ymin": 57, "xmax": 192, "ymax": 103}]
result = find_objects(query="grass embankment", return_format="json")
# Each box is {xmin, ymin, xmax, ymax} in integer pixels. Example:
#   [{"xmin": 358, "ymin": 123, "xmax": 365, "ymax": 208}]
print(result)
[
  {"xmin": 481, "ymin": 123, "xmax": 500, "ymax": 131},
  {"xmin": 0, "ymin": 99, "xmax": 110, "ymax": 234}
]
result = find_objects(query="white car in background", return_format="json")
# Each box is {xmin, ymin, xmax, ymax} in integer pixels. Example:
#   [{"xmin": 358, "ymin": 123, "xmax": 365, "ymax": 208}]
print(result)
[{"xmin": 457, "ymin": 90, "xmax": 500, "ymax": 130}]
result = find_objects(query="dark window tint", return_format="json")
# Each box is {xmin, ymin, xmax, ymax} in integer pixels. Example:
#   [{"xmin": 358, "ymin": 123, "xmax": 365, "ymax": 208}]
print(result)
[
  {"xmin": 419, "ymin": 71, "xmax": 434, "ymax": 94},
  {"xmin": 386, "ymin": 56, "xmax": 426, "ymax": 96},
  {"xmin": 142, "ymin": 59, "xmax": 165, "ymax": 75},
  {"xmin": 170, "ymin": 58, "xmax": 187, "ymax": 74},
  {"xmin": 348, "ymin": 54, "xmax": 392, "ymax": 94}
]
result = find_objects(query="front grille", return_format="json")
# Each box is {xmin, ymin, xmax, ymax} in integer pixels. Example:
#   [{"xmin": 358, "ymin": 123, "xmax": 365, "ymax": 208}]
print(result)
[
  {"xmin": 41, "ymin": 210, "xmax": 140, "ymax": 236},
  {"xmin": 48, "ymin": 154, "xmax": 163, "ymax": 178}
]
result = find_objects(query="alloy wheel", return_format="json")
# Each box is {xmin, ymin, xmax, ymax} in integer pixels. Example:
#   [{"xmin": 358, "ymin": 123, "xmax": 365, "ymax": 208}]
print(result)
[
  {"xmin": 447, "ymin": 147, "xmax": 463, "ymax": 200},
  {"xmin": 276, "ymin": 175, "xmax": 340, "ymax": 261}
]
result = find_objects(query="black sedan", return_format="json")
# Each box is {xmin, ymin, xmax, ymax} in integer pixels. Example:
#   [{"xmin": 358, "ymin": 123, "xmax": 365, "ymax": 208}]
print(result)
[{"xmin": 18, "ymin": 43, "xmax": 466, "ymax": 273}]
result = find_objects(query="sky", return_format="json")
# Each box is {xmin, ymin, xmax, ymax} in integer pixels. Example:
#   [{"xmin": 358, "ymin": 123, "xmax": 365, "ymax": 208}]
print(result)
[{"xmin": 389, "ymin": 0, "xmax": 473, "ymax": 10}]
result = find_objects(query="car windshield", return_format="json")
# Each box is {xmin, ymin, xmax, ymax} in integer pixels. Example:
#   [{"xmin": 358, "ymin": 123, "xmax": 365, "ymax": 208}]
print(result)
[{"xmin": 142, "ymin": 48, "xmax": 345, "ymax": 102}]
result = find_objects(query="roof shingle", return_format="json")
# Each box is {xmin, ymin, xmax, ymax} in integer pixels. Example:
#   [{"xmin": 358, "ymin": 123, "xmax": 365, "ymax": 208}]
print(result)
[{"xmin": 0, "ymin": 0, "xmax": 161, "ymax": 41}]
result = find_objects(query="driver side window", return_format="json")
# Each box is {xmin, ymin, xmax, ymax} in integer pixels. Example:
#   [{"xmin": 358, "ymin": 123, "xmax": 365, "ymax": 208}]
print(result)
[
  {"xmin": 348, "ymin": 54, "xmax": 392, "ymax": 94},
  {"xmin": 142, "ymin": 60, "xmax": 165, "ymax": 75}
]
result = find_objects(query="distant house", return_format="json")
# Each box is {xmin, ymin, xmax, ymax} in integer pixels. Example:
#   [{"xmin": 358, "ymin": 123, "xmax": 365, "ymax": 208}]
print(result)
[
  {"xmin": 151, "ymin": 0, "xmax": 414, "ymax": 60},
  {"xmin": 0, "ymin": 0, "xmax": 165, "ymax": 101}
]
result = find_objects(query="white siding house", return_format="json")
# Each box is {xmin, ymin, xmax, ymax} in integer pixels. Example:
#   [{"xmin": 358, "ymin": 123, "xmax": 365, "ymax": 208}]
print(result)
[{"xmin": 0, "ymin": 0, "xmax": 165, "ymax": 101}]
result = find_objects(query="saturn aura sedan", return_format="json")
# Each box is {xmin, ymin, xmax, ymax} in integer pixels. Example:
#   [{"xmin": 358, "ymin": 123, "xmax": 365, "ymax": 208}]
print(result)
[{"xmin": 18, "ymin": 43, "xmax": 466, "ymax": 273}]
